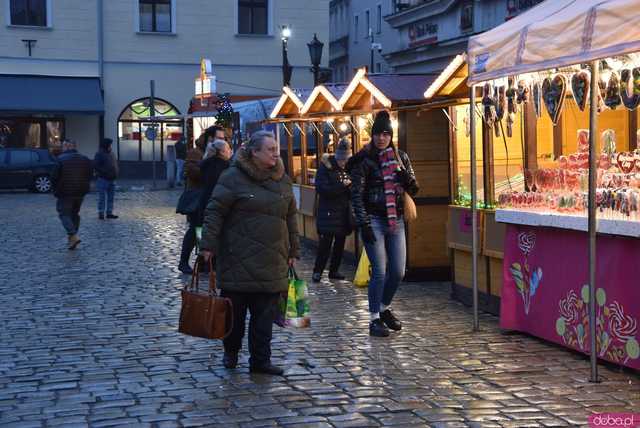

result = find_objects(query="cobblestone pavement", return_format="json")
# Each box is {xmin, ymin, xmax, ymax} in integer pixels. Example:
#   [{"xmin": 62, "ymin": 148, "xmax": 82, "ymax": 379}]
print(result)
[{"xmin": 0, "ymin": 191, "xmax": 638, "ymax": 428}]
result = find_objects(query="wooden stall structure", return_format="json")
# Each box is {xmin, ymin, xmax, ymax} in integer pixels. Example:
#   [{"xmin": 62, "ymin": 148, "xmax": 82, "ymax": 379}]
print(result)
[
  {"xmin": 424, "ymin": 55, "xmax": 506, "ymax": 314},
  {"xmin": 269, "ymin": 69, "xmax": 453, "ymax": 280}
]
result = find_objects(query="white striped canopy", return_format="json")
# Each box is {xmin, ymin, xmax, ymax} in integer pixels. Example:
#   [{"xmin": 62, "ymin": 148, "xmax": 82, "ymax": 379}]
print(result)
[{"xmin": 468, "ymin": 0, "xmax": 640, "ymax": 84}]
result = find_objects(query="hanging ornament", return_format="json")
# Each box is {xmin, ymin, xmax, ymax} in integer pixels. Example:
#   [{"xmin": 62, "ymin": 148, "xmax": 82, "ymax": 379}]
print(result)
[
  {"xmin": 598, "ymin": 77, "xmax": 607, "ymax": 113},
  {"xmin": 533, "ymin": 82, "xmax": 542, "ymax": 118},
  {"xmin": 506, "ymin": 77, "xmax": 518, "ymax": 115},
  {"xmin": 620, "ymin": 68, "xmax": 640, "ymax": 110},
  {"xmin": 604, "ymin": 71, "xmax": 622, "ymax": 110},
  {"xmin": 571, "ymin": 70, "xmax": 590, "ymax": 111},
  {"xmin": 542, "ymin": 75, "xmax": 567, "ymax": 125},
  {"xmin": 494, "ymin": 86, "xmax": 506, "ymax": 137},
  {"xmin": 506, "ymin": 113, "xmax": 514, "ymax": 137},
  {"xmin": 516, "ymin": 79, "xmax": 530, "ymax": 104},
  {"xmin": 482, "ymin": 83, "xmax": 496, "ymax": 126}
]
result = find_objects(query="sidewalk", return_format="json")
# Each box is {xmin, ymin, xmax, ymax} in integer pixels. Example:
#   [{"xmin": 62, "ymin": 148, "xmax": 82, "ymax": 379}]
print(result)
[{"xmin": 0, "ymin": 190, "xmax": 637, "ymax": 428}]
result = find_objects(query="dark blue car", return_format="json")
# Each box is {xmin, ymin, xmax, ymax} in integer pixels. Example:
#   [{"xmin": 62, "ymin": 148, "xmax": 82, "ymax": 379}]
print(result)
[{"xmin": 0, "ymin": 148, "xmax": 57, "ymax": 193}]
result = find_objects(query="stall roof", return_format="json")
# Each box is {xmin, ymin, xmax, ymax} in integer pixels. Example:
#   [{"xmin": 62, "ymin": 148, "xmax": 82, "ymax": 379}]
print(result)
[
  {"xmin": 424, "ymin": 54, "xmax": 468, "ymax": 100},
  {"xmin": 468, "ymin": 0, "xmax": 640, "ymax": 84},
  {"xmin": 269, "ymin": 87, "xmax": 313, "ymax": 119},
  {"xmin": 339, "ymin": 68, "xmax": 438, "ymax": 111},
  {"xmin": 300, "ymin": 83, "xmax": 346, "ymax": 115}
]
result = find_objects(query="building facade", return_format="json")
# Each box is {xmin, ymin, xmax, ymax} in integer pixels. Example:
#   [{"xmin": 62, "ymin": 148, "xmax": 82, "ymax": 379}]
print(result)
[
  {"xmin": 329, "ymin": 0, "xmax": 543, "ymax": 79},
  {"xmin": 329, "ymin": 0, "xmax": 396, "ymax": 83},
  {"xmin": 0, "ymin": 0, "xmax": 328, "ymax": 176}
]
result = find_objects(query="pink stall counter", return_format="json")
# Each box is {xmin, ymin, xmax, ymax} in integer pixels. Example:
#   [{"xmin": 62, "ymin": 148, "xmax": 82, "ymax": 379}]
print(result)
[{"xmin": 500, "ymin": 223, "xmax": 640, "ymax": 370}]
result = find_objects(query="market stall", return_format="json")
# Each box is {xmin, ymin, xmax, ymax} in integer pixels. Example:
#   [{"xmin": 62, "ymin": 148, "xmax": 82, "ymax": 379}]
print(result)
[
  {"xmin": 270, "ymin": 69, "xmax": 453, "ymax": 280},
  {"xmin": 466, "ymin": 0, "xmax": 640, "ymax": 374}
]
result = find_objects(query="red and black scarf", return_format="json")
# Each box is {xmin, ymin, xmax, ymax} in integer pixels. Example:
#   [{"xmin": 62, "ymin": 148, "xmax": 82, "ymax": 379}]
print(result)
[{"xmin": 378, "ymin": 146, "xmax": 402, "ymax": 230}]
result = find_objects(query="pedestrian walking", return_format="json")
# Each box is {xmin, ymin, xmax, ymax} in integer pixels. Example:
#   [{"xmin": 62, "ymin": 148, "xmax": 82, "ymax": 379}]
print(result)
[
  {"xmin": 199, "ymin": 139, "xmax": 232, "ymax": 218},
  {"xmin": 200, "ymin": 131, "xmax": 299, "ymax": 376},
  {"xmin": 174, "ymin": 136, "xmax": 187, "ymax": 186},
  {"xmin": 51, "ymin": 140, "xmax": 93, "ymax": 250},
  {"xmin": 178, "ymin": 126, "xmax": 226, "ymax": 274},
  {"xmin": 350, "ymin": 111, "xmax": 419, "ymax": 337},
  {"xmin": 94, "ymin": 138, "xmax": 118, "ymax": 220},
  {"xmin": 312, "ymin": 138, "xmax": 353, "ymax": 282}
]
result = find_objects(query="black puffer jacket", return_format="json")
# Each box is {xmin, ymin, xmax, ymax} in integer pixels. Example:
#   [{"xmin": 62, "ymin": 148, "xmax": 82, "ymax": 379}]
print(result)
[
  {"xmin": 94, "ymin": 148, "xmax": 118, "ymax": 181},
  {"xmin": 197, "ymin": 156, "xmax": 230, "ymax": 225},
  {"xmin": 51, "ymin": 150, "xmax": 93, "ymax": 198},
  {"xmin": 349, "ymin": 144, "xmax": 419, "ymax": 227},
  {"xmin": 315, "ymin": 154, "xmax": 353, "ymax": 236}
]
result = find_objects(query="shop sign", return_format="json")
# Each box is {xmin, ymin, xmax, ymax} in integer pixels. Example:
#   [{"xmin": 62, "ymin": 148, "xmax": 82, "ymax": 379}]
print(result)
[
  {"xmin": 408, "ymin": 21, "xmax": 438, "ymax": 48},
  {"xmin": 195, "ymin": 58, "xmax": 216, "ymax": 96},
  {"xmin": 506, "ymin": 0, "xmax": 543, "ymax": 20}
]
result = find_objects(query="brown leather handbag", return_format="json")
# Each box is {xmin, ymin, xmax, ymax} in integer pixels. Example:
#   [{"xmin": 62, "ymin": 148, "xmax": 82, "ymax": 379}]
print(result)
[{"xmin": 178, "ymin": 259, "xmax": 233, "ymax": 340}]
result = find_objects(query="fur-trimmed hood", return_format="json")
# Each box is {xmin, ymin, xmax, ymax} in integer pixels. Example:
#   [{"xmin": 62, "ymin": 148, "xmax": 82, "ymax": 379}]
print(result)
[
  {"xmin": 320, "ymin": 153, "xmax": 333, "ymax": 169},
  {"xmin": 234, "ymin": 146, "xmax": 285, "ymax": 182}
]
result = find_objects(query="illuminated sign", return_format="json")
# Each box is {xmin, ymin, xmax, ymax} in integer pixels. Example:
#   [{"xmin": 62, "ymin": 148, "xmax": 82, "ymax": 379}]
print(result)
[{"xmin": 408, "ymin": 21, "xmax": 438, "ymax": 48}]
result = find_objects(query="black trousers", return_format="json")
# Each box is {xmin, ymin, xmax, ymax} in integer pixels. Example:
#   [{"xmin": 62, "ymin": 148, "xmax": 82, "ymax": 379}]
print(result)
[
  {"xmin": 313, "ymin": 233, "xmax": 346, "ymax": 274},
  {"xmin": 56, "ymin": 197, "xmax": 83, "ymax": 236},
  {"xmin": 221, "ymin": 290, "xmax": 279, "ymax": 367},
  {"xmin": 180, "ymin": 213, "xmax": 197, "ymax": 266}
]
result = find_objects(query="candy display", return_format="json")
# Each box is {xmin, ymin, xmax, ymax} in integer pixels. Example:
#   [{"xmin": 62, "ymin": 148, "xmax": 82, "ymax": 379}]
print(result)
[
  {"xmin": 533, "ymin": 82, "xmax": 542, "ymax": 118},
  {"xmin": 482, "ymin": 83, "xmax": 496, "ymax": 125},
  {"xmin": 497, "ymin": 130, "xmax": 640, "ymax": 222}
]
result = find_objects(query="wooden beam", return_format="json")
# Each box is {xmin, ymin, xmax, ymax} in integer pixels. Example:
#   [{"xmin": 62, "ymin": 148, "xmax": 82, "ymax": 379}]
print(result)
[
  {"xmin": 523, "ymin": 101, "xmax": 538, "ymax": 173},
  {"xmin": 301, "ymin": 123, "xmax": 308, "ymax": 185},
  {"xmin": 553, "ymin": 112, "xmax": 563, "ymax": 159},
  {"xmin": 449, "ymin": 107, "xmax": 458, "ymax": 204},
  {"xmin": 482, "ymin": 121, "xmax": 495, "ymax": 207},
  {"xmin": 629, "ymin": 110, "xmax": 638, "ymax": 151},
  {"xmin": 286, "ymin": 123, "xmax": 294, "ymax": 177}
]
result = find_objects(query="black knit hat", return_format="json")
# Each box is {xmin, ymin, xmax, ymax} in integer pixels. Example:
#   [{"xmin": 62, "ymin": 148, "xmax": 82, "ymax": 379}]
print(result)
[
  {"xmin": 334, "ymin": 138, "xmax": 352, "ymax": 161},
  {"xmin": 371, "ymin": 110, "xmax": 393, "ymax": 137}
]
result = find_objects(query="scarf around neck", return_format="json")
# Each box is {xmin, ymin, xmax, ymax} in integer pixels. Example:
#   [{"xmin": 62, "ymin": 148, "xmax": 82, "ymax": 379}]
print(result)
[{"xmin": 378, "ymin": 146, "xmax": 401, "ymax": 230}]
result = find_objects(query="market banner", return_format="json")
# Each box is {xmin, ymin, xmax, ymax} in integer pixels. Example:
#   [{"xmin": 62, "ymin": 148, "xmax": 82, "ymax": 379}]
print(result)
[{"xmin": 501, "ymin": 224, "xmax": 640, "ymax": 370}]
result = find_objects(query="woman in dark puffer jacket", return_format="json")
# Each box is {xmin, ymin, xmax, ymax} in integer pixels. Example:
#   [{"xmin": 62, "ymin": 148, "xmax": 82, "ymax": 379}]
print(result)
[{"xmin": 312, "ymin": 138, "xmax": 354, "ymax": 282}]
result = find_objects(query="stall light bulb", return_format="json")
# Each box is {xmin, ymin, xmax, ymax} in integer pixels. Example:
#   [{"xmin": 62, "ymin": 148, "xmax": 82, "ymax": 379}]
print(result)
[
  {"xmin": 358, "ymin": 117, "xmax": 367, "ymax": 129},
  {"xmin": 339, "ymin": 123, "xmax": 349, "ymax": 133},
  {"xmin": 326, "ymin": 118, "xmax": 334, "ymax": 123},
  {"xmin": 391, "ymin": 119, "xmax": 398, "ymax": 130}
]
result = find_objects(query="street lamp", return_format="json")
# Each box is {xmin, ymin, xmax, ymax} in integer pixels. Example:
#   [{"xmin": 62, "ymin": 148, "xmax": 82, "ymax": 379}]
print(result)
[
  {"xmin": 281, "ymin": 25, "xmax": 293, "ymax": 87},
  {"xmin": 307, "ymin": 33, "xmax": 324, "ymax": 86}
]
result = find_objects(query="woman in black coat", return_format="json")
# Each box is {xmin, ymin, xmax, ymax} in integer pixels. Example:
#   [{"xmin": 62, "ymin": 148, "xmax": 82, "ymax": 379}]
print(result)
[
  {"xmin": 198, "ymin": 139, "xmax": 233, "ymax": 222},
  {"xmin": 312, "ymin": 139, "xmax": 353, "ymax": 282}
]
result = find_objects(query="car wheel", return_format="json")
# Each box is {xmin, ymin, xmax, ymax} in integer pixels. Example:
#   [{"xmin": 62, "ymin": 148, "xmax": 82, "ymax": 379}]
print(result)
[{"xmin": 34, "ymin": 175, "xmax": 52, "ymax": 193}]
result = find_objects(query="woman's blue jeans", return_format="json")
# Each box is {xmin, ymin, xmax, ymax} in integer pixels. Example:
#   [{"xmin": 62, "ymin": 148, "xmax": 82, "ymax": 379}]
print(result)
[{"xmin": 362, "ymin": 216, "xmax": 406, "ymax": 313}]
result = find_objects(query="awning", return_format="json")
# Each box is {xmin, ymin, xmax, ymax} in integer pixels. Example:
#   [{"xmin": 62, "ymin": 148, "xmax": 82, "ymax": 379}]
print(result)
[
  {"xmin": 468, "ymin": 0, "xmax": 640, "ymax": 84},
  {"xmin": 0, "ymin": 75, "xmax": 104, "ymax": 114}
]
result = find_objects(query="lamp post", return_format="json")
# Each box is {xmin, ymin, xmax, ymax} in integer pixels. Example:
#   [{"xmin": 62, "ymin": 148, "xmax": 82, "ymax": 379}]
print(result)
[
  {"xmin": 307, "ymin": 33, "xmax": 324, "ymax": 86},
  {"xmin": 281, "ymin": 25, "xmax": 292, "ymax": 87}
]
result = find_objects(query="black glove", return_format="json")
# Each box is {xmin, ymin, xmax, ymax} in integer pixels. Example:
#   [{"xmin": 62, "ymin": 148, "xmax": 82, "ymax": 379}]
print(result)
[
  {"xmin": 396, "ymin": 169, "xmax": 411, "ymax": 186},
  {"xmin": 360, "ymin": 225, "xmax": 376, "ymax": 244}
]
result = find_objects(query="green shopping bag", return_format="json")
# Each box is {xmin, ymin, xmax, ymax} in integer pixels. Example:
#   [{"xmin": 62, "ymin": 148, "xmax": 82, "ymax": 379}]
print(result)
[{"xmin": 278, "ymin": 268, "xmax": 310, "ymax": 328}]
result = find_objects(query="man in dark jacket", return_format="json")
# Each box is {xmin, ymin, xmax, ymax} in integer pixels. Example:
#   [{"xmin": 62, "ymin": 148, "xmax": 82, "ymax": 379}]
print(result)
[
  {"xmin": 312, "ymin": 138, "xmax": 353, "ymax": 282},
  {"xmin": 51, "ymin": 140, "xmax": 93, "ymax": 250},
  {"xmin": 94, "ymin": 138, "xmax": 118, "ymax": 220}
]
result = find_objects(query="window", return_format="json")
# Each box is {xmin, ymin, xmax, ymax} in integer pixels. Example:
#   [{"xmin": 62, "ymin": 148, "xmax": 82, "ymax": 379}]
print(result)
[
  {"xmin": 365, "ymin": 10, "xmax": 370, "ymax": 39},
  {"xmin": 377, "ymin": 4, "xmax": 382, "ymax": 33},
  {"xmin": 376, "ymin": 63, "xmax": 381, "ymax": 73},
  {"xmin": 354, "ymin": 15, "xmax": 359, "ymax": 43},
  {"xmin": 139, "ymin": 0, "xmax": 172, "ymax": 33},
  {"xmin": 238, "ymin": 0, "xmax": 268, "ymax": 35},
  {"xmin": 10, "ymin": 0, "xmax": 46, "ymax": 27},
  {"xmin": 460, "ymin": 2, "xmax": 473, "ymax": 30},
  {"xmin": 9, "ymin": 150, "xmax": 32, "ymax": 164}
]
